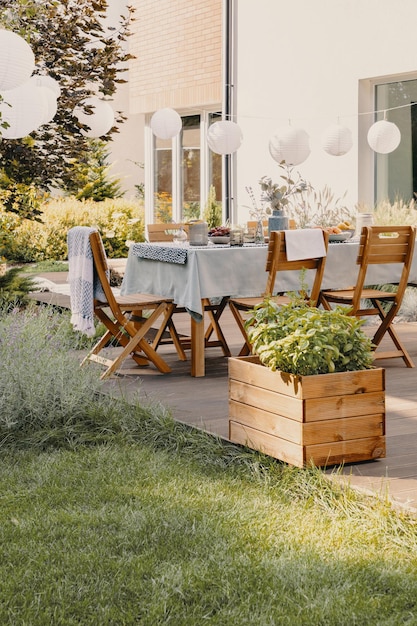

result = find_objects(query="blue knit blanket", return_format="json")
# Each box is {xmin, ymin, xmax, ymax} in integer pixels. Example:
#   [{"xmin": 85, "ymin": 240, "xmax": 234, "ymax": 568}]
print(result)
[{"xmin": 67, "ymin": 226, "xmax": 106, "ymax": 337}]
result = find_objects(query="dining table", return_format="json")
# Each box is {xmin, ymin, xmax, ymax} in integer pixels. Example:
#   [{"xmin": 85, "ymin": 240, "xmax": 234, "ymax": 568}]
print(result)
[{"xmin": 120, "ymin": 239, "xmax": 417, "ymax": 377}]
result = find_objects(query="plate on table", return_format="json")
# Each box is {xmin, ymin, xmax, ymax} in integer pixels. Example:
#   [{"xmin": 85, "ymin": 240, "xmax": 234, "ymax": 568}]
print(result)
[
  {"xmin": 328, "ymin": 231, "xmax": 354, "ymax": 243},
  {"xmin": 209, "ymin": 236, "xmax": 230, "ymax": 244}
]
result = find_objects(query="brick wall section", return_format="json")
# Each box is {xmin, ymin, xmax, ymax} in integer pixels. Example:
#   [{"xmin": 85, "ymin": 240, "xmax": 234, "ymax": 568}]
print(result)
[{"xmin": 129, "ymin": 0, "xmax": 222, "ymax": 114}]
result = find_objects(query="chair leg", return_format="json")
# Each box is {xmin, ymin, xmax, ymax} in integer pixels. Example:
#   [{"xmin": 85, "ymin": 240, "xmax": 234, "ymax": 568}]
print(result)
[
  {"xmin": 85, "ymin": 303, "xmax": 173, "ymax": 377},
  {"xmin": 371, "ymin": 300, "xmax": 415, "ymax": 368},
  {"xmin": 81, "ymin": 314, "xmax": 150, "ymax": 369},
  {"xmin": 228, "ymin": 301, "xmax": 252, "ymax": 356},
  {"xmin": 151, "ymin": 304, "xmax": 187, "ymax": 361},
  {"xmin": 203, "ymin": 297, "xmax": 231, "ymax": 356}
]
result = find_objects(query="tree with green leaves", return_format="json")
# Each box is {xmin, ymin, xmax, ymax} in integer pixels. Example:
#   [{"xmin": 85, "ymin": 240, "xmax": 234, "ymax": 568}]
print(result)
[
  {"xmin": 0, "ymin": 0, "xmax": 134, "ymax": 218},
  {"xmin": 67, "ymin": 139, "xmax": 124, "ymax": 202}
]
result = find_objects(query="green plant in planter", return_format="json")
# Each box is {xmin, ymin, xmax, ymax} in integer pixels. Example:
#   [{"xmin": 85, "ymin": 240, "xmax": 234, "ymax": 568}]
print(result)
[{"xmin": 245, "ymin": 295, "xmax": 374, "ymax": 376}]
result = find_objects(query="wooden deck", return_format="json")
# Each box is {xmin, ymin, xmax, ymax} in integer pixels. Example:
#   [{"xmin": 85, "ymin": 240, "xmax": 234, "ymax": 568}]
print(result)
[{"xmin": 30, "ymin": 270, "xmax": 417, "ymax": 515}]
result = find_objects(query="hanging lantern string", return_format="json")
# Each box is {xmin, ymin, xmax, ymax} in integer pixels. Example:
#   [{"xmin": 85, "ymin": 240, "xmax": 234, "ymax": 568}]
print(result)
[{"xmin": 210, "ymin": 90, "xmax": 417, "ymax": 124}]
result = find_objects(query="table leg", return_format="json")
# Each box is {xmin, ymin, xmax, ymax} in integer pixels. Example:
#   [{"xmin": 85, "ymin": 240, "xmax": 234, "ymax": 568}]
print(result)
[{"xmin": 191, "ymin": 314, "xmax": 206, "ymax": 377}]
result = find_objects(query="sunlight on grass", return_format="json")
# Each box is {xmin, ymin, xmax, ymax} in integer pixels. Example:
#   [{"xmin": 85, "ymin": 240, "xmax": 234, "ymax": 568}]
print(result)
[
  {"xmin": 1, "ymin": 445, "xmax": 417, "ymax": 625},
  {"xmin": 0, "ymin": 306, "xmax": 417, "ymax": 624}
]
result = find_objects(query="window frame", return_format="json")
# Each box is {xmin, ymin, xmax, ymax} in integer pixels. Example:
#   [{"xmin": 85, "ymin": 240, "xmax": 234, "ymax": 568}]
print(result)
[{"xmin": 145, "ymin": 108, "xmax": 223, "ymax": 225}]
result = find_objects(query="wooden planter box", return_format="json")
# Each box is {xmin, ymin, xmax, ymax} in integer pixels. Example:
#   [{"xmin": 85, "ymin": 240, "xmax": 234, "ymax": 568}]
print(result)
[{"xmin": 229, "ymin": 356, "xmax": 386, "ymax": 468}]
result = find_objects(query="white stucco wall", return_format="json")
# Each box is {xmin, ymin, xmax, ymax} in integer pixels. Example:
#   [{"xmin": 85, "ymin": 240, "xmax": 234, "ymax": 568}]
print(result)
[
  {"xmin": 106, "ymin": 0, "xmax": 144, "ymax": 199},
  {"xmin": 234, "ymin": 0, "xmax": 417, "ymax": 221}
]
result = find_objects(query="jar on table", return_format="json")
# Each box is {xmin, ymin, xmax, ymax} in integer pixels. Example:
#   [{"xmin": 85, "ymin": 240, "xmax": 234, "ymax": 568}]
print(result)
[
  {"xmin": 230, "ymin": 225, "xmax": 244, "ymax": 246},
  {"xmin": 356, "ymin": 213, "xmax": 374, "ymax": 237},
  {"xmin": 188, "ymin": 220, "xmax": 208, "ymax": 246}
]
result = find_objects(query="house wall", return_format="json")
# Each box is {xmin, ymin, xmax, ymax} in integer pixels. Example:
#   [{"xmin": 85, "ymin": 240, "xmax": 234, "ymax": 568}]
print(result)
[
  {"xmin": 109, "ymin": 0, "xmax": 223, "ymax": 198},
  {"xmin": 105, "ymin": 0, "xmax": 144, "ymax": 198},
  {"xmin": 129, "ymin": 0, "xmax": 222, "ymax": 113},
  {"xmin": 234, "ymin": 0, "xmax": 417, "ymax": 220}
]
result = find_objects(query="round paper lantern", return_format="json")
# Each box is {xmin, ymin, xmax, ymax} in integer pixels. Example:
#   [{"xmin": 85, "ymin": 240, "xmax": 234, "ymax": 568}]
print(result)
[
  {"xmin": 150, "ymin": 108, "xmax": 182, "ymax": 139},
  {"xmin": 0, "ymin": 30, "xmax": 35, "ymax": 91},
  {"xmin": 0, "ymin": 82, "xmax": 48, "ymax": 138},
  {"xmin": 74, "ymin": 96, "xmax": 115, "ymax": 137},
  {"xmin": 38, "ymin": 87, "xmax": 58, "ymax": 124},
  {"xmin": 207, "ymin": 120, "xmax": 243, "ymax": 154},
  {"xmin": 321, "ymin": 124, "xmax": 353, "ymax": 156},
  {"xmin": 269, "ymin": 127, "xmax": 310, "ymax": 165},
  {"xmin": 30, "ymin": 74, "xmax": 61, "ymax": 98},
  {"xmin": 29, "ymin": 78, "xmax": 58, "ymax": 124},
  {"xmin": 367, "ymin": 120, "xmax": 401, "ymax": 154}
]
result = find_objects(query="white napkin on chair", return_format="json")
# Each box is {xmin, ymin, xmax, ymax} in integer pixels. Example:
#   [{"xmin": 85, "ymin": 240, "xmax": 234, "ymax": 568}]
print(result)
[{"xmin": 285, "ymin": 228, "xmax": 327, "ymax": 261}]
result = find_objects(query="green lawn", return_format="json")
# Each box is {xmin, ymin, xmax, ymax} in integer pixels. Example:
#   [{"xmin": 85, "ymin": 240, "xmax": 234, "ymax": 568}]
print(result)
[
  {"xmin": 1, "ymin": 440, "xmax": 417, "ymax": 625},
  {"xmin": 1, "ymin": 307, "xmax": 417, "ymax": 625}
]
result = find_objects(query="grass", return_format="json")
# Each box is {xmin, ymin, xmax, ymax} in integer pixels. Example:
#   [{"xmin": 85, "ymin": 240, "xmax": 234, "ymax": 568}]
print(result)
[
  {"xmin": 2, "ymin": 444, "xmax": 417, "ymax": 625},
  {"xmin": 22, "ymin": 259, "xmax": 70, "ymax": 273},
  {"xmin": 1, "ymin": 306, "xmax": 417, "ymax": 624}
]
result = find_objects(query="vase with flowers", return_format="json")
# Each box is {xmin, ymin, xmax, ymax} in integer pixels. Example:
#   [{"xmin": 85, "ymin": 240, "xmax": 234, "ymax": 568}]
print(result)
[
  {"xmin": 259, "ymin": 162, "xmax": 311, "ymax": 234},
  {"xmin": 245, "ymin": 185, "xmax": 267, "ymax": 243}
]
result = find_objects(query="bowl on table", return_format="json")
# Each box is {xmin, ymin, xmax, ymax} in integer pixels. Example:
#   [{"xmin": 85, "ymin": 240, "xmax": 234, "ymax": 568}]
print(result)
[
  {"xmin": 209, "ymin": 236, "xmax": 231, "ymax": 244},
  {"xmin": 328, "ymin": 230, "xmax": 354, "ymax": 242}
]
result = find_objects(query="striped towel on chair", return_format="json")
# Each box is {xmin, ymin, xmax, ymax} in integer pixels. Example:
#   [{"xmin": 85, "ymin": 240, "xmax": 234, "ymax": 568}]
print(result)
[{"xmin": 67, "ymin": 226, "xmax": 106, "ymax": 337}]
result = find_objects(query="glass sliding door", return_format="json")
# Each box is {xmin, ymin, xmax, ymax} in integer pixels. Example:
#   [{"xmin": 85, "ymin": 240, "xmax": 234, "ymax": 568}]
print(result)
[
  {"xmin": 374, "ymin": 79, "xmax": 417, "ymax": 203},
  {"xmin": 150, "ymin": 109, "xmax": 223, "ymax": 223},
  {"xmin": 154, "ymin": 136, "xmax": 173, "ymax": 222},
  {"xmin": 181, "ymin": 115, "xmax": 201, "ymax": 221},
  {"xmin": 208, "ymin": 112, "xmax": 223, "ymax": 209}
]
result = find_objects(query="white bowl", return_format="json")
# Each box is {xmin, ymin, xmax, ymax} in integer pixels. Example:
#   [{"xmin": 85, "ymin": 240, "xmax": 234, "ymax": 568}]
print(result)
[
  {"xmin": 209, "ymin": 236, "xmax": 230, "ymax": 244},
  {"xmin": 328, "ymin": 231, "xmax": 353, "ymax": 242}
]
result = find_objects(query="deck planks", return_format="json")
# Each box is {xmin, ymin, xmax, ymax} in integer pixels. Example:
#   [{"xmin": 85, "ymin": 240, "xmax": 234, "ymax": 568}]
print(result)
[{"xmin": 29, "ymin": 271, "xmax": 417, "ymax": 514}]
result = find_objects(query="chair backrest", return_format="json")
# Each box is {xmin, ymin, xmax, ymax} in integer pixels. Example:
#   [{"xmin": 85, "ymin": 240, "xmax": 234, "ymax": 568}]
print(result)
[
  {"xmin": 88, "ymin": 230, "xmax": 121, "ymax": 318},
  {"xmin": 147, "ymin": 223, "xmax": 189, "ymax": 242},
  {"xmin": 354, "ymin": 225, "xmax": 416, "ymax": 302},
  {"xmin": 247, "ymin": 219, "xmax": 297, "ymax": 236},
  {"xmin": 264, "ymin": 229, "xmax": 329, "ymax": 303},
  {"xmin": 247, "ymin": 220, "xmax": 268, "ymax": 237}
]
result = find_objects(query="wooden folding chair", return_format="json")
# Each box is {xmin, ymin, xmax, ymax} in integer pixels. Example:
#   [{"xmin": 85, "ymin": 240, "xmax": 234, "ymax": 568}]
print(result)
[
  {"xmin": 229, "ymin": 229, "xmax": 329, "ymax": 356},
  {"xmin": 147, "ymin": 223, "xmax": 189, "ymax": 242},
  {"xmin": 247, "ymin": 219, "xmax": 296, "ymax": 238},
  {"xmin": 146, "ymin": 222, "xmax": 231, "ymax": 358},
  {"xmin": 73, "ymin": 229, "xmax": 184, "ymax": 378},
  {"xmin": 320, "ymin": 225, "xmax": 416, "ymax": 367}
]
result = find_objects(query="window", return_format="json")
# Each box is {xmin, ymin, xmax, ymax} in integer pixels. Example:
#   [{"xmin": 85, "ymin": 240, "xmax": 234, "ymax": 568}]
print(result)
[
  {"xmin": 374, "ymin": 78, "xmax": 417, "ymax": 203},
  {"xmin": 181, "ymin": 115, "xmax": 201, "ymax": 221},
  {"xmin": 154, "ymin": 136, "xmax": 173, "ymax": 222},
  {"xmin": 151, "ymin": 111, "xmax": 223, "ymax": 223}
]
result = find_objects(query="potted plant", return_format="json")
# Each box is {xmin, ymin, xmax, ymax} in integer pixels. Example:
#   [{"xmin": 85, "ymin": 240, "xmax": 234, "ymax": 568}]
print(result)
[
  {"xmin": 228, "ymin": 295, "xmax": 386, "ymax": 468},
  {"xmin": 259, "ymin": 162, "xmax": 311, "ymax": 232}
]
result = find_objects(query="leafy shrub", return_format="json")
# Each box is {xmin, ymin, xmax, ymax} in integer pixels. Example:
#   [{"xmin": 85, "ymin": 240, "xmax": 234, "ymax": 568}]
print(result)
[
  {"xmin": 203, "ymin": 184, "xmax": 222, "ymax": 227},
  {"xmin": 246, "ymin": 296, "xmax": 374, "ymax": 375},
  {"xmin": 0, "ymin": 197, "xmax": 145, "ymax": 262},
  {"xmin": 288, "ymin": 184, "xmax": 355, "ymax": 228},
  {"xmin": 0, "ymin": 267, "xmax": 35, "ymax": 311},
  {"xmin": 0, "ymin": 307, "xmax": 105, "ymax": 448},
  {"xmin": 369, "ymin": 197, "xmax": 417, "ymax": 226}
]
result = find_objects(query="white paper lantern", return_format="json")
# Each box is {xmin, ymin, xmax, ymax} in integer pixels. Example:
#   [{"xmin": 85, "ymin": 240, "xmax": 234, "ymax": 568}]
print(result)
[
  {"xmin": 29, "ymin": 78, "xmax": 58, "ymax": 124},
  {"xmin": 39, "ymin": 87, "xmax": 58, "ymax": 124},
  {"xmin": 0, "ymin": 30, "xmax": 35, "ymax": 91},
  {"xmin": 0, "ymin": 82, "xmax": 48, "ymax": 138},
  {"xmin": 74, "ymin": 96, "xmax": 115, "ymax": 137},
  {"xmin": 321, "ymin": 124, "xmax": 353, "ymax": 156},
  {"xmin": 269, "ymin": 127, "xmax": 310, "ymax": 165},
  {"xmin": 207, "ymin": 120, "xmax": 243, "ymax": 154},
  {"xmin": 30, "ymin": 74, "xmax": 61, "ymax": 98},
  {"xmin": 367, "ymin": 120, "xmax": 401, "ymax": 154},
  {"xmin": 150, "ymin": 108, "xmax": 182, "ymax": 139}
]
